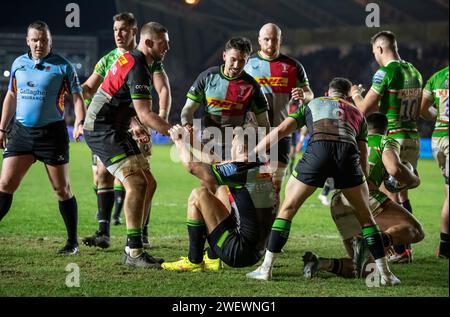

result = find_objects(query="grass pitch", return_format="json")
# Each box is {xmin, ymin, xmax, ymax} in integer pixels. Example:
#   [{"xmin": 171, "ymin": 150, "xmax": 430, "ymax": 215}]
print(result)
[{"xmin": 0, "ymin": 142, "xmax": 448, "ymax": 297}]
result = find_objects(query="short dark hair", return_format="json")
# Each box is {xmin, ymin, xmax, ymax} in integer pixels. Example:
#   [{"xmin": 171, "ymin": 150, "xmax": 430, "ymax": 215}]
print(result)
[
  {"xmin": 328, "ymin": 77, "xmax": 352, "ymax": 97},
  {"xmin": 27, "ymin": 20, "xmax": 50, "ymax": 34},
  {"xmin": 366, "ymin": 112, "xmax": 388, "ymax": 133},
  {"xmin": 224, "ymin": 37, "xmax": 252, "ymax": 55},
  {"xmin": 113, "ymin": 12, "xmax": 137, "ymax": 28},
  {"xmin": 140, "ymin": 21, "xmax": 168, "ymax": 38},
  {"xmin": 370, "ymin": 30, "xmax": 397, "ymax": 50}
]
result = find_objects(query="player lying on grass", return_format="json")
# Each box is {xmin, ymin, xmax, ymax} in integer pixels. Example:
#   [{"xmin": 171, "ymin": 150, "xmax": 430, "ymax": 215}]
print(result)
[
  {"xmin": 162, "ymin": 125, "xmax": 276, "ymax": 272},
  {"xmin": 302, "ymin": 112, "xmax": 424, "ymax": 279}
]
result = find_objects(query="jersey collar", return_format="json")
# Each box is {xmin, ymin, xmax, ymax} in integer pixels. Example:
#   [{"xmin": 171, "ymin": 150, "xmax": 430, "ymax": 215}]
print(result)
[
  {"xmin": 27, "ymin": 50, "xmax": 53, "ymax": 62},
  {"xmin": 257, "ymin": 50, "xmax": 280, "ymax": 61},
  {"xmin": 220, "ymin": 64, "xmax": 243, "ymax": 80},
  {"xmin": 385, "ymin": 59, "xmax": 400, "ymax": 67}
]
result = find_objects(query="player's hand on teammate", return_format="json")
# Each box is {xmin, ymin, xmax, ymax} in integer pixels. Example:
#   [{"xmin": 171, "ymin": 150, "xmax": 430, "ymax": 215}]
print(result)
[
  {"xmin": 291, "ymin": 88, "xmax": 304, "ymax": 102},
  {"xmin": 73, "ymin": 121, "xmax": 84, "ymax": 141}
]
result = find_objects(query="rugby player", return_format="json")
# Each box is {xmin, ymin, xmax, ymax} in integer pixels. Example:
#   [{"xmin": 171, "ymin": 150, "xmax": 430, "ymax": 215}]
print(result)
[
  {"xmin": 351, "ymin": 31, "xmax": 423, "ymax": 262},
  {"xmin": 302, "ymin": 112, "xmax": 424, "ymax": 279},
  {"xmin": 162, "ymin": 125, "xmax": 276, "ymax": 272},
  {"xmin": 244, "ymin": 23, "xmax": 314, "ymax": 212},
  {"xmin": 180, "ymin": 37, "xmax": 270, "ymax": 161},
  {"xmin": 246, "ymin": 78, "xmax": 400, "ymax": 285},
  {"xmin": 420, "ymin": 66, "xmax": 449, "ymax": 259},
  {"xmin": 82, "ymin": 15, "xmax": 172, "ymax": 250},
  {"xmin": 83, "ymin": 22, "xmax": 171, "ymax": 268}
]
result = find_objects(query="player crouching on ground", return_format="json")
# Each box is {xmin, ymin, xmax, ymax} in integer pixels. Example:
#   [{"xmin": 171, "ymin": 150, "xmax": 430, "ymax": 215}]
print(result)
[{"xmin": 162, "ymin": 125, "xmax": 276, "ymax": 272}]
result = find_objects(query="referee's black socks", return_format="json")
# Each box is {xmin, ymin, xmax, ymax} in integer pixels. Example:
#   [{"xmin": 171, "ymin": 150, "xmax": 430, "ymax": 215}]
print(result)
[
  {"xmin": 59, "ymin": 196, "xmax": 78, "ymax": 246},
  {"xmin": 0, "ymin": 191, "xmax": 13, "ymax": 222}
]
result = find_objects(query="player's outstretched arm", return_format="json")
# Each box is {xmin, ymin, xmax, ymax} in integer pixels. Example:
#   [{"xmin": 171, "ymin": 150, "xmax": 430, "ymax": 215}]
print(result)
[
  {"xmin": 252, "ymin": 116, "xmax": 298, "ymax": 158},
  {"xmin": 169, "ymin": 125, "xmax": 218, "ymax": 191},
  {"xmin": 351, "ymin": 85, "xmax": 381, "ymax": 116},
  {"xmin": 133, "ymin": 99, "xmax": 171, "ymax": 136}
]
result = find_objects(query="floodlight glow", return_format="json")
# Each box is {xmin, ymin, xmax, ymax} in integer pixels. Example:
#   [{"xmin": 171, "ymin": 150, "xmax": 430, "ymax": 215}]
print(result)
[{"xmin": 185, "ymin": 0, "xmax": 200, "ymax": 5}]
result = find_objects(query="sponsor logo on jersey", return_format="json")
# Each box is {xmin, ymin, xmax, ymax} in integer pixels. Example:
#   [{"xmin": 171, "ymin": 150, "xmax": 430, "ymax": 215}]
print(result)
[
  {"xmin": 281, "ymin": 63, "xmax": 289, "ymax": 74},
  {"xmin": 207, "ymin": 97, "xmax": 243, "ymax": 110},
  {"xmin": 398, "ymin": 88, "xmax": 421, "ymax": 98},
  {"xmin": 435, "ymin": 89, "xmax": 448, "ymax": 98},
  {"xmin": 256, "ymin": 77, "xmax": 288, "ymax": 87},
  {"xmin": 373, "ymin": 70, "xmax": 387, "ymax": 85},
  {"xmin": 117, "ymin": 55, "xmax": 129, "ymax": 66},
  {"xmin": 135, "ymin": 84, "xmax": 151, "ymax": 93},
  {"xmin": 238, "ymin": 84, "xmax": 252, "ymax": 99},
  {"xmin": 27, "ymin": 81, "xmax": 36, "ymax": 87},
  {"xmin": 111, "ymin": 64, "xmax": 118, "ymax": 75}
]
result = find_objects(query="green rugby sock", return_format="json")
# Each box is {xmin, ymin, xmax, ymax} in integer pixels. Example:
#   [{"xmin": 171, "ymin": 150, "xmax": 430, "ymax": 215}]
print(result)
[
  {"xmin": 267, "ymin": 218, "xmax": 291, "ymax": 253},
  {"xmin": 187, "ymin": 219, "xmax": 206, "ymax": 264}
]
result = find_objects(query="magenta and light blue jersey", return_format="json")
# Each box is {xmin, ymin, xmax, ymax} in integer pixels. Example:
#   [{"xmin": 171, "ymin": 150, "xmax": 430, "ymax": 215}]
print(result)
[
  {"xmin": 244, "ymin": 52, "xmax": 309, "ymax": 126},
  {"xmin": 8, "ymin": 52, "xmax": 82, "ymax": 128},
  {"xmin": 289, "ymin": 96, "xmax": 368, "ymax": 146}
]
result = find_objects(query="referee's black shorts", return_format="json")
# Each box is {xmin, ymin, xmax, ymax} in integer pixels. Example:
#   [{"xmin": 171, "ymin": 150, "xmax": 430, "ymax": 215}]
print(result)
[
  {"xmin": 293, "ymin": 140, "xmax": 365, "ymax": 189},
  {"xmin": 3, "ymin": 120, "xmax": 69, "ymax": 165}
]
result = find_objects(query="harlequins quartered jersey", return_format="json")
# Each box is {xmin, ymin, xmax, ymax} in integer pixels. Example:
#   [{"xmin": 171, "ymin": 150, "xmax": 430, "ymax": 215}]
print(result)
[
  {"xmin": 86, "ymin": 48, "xmax": 164, "ymax": 106},
  {"xmin": 8, "ymin": 52, "xmax": 82, "ymax": 127},
  {"xmin": 289, "ymin": 97, "xmax": 367, "ymax": 146},
  {"xmin": 368, "ymin": 134, "xmax": 401, "ymax": 187},
  {"xmin": 423, "ymin": 66, "xmax": 449, "ymax": 138},
  {"xmin": 187, "ymin": 65, "xmax": 268, "ymax": 131},
  {"xmin": 244, "ymin": 52, "xmax": 309, "ymax": 126},
  {"xmin": 370, "ymin": 60, "xmax": 423, "ymax": 139},
  {"xmin": 84, "ymin": 49, "xmax": 153, "ymax": 132},
  {"xmin": 211, "ymin": 161, "xmax": 274, "ymax": 209}
]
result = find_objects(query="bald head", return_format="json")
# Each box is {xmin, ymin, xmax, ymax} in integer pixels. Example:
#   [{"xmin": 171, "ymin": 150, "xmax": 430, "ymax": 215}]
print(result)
[
  {"xmin": 259, "ymin": 23, "xmax": 281, "ymax": 38},
  {"xmin": 258, "ymin": 23, "xmax": 281, "ymax": 59}
]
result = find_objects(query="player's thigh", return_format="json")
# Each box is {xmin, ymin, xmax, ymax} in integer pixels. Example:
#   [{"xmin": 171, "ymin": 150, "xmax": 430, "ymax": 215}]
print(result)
[
  {"xmin": 375, "ymin": 200, "xmax": 422, "ymax": 231},
  {"xmin": 279, "ymin": 176, "xmax": 316, "ymax": 220}
]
